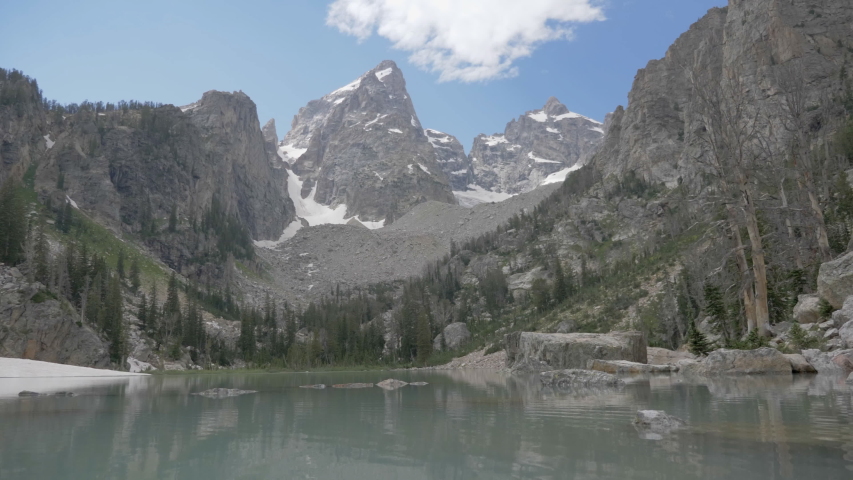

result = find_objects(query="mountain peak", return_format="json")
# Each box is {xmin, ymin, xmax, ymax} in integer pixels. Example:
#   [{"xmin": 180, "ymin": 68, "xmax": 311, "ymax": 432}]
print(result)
[{"xmin": 543, "ymin": 97, "xmax": 568, "ymax": 116}]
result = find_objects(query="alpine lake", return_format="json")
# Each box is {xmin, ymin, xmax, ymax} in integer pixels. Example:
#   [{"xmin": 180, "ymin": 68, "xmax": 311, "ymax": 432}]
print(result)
[{"xmin": 1, "ymin": 369, "xmax": 851, "ymax": 479}]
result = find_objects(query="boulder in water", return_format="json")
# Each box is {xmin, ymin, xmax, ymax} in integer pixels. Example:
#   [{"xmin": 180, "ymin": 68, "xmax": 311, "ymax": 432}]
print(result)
[
  {"xmin": 505, "ymin": 331, "xmax": 647, "ymax": 372},
  {"xmin": 587, "ymin": 359, "xmax": 678, "ymax": 374},
  {"xmin": 331, "ymin": 383, "xmax": 373, "ymax": 389},
  {"xmin": 633, "ymin": 410, "xmax": 687, "ymax": 439},
  {"xmin": 783, "ymin": 354, "xmax": 817, "ymax": 373},
  {"xmin": 376, "ymin": 379, "xmax": 408, "ymax": 390},
  {"xmin": 680, "ymin": 348, "xmax": 791, "ymax": 376}
]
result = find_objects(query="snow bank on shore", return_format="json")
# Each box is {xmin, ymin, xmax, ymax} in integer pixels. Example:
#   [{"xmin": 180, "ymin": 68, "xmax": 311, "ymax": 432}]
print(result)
[{"xmin": 0, "ymin": 358, "xmax": 149, "ymax": 378}]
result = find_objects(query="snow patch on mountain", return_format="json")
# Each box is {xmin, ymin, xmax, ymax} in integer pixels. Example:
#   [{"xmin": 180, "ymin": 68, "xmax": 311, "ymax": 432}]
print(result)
[
  {"xmin": 453, "ymin": 185, "xmax": 514, "ymax": 208},
  {"xmin": 527, "ymin": 111, "xmax": 548, "ymax": 122},
  {"xmin": 527, "ymin": 152, "xmax": 560, "ymax": 164},
  {"xmin": 553, "ymin": 111, "xmax": 602, "ymax": 124},
  {"xmin": 483, "ymin": 135, "xmax": 508, "ymax": 146},
  {"xmin": 541, "ymin": 164, "xmax": 583, "ymax": 185},
  {"xmin": 279, "ymin": 144, "xmax": 307, "ymax": 161},
  {"xmin": 43, "ymin": 134, "xmax": 54, "ymax": 149},
  {"xmin": 375, "ymin": 67, "xmax": 393, "ymax": 81}
]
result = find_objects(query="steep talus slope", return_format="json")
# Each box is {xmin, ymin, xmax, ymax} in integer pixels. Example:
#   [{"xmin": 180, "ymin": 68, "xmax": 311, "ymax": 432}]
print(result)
[
  {"xmin": 279, "ymin": 60, "xmax": 456, "ymax": 224},
  {"xmin": 469, "ymin": 97, "xmax": 604, "ymax": 194},
  {"xmin": 597, "ymin": 0, "xmax": 853, "ymax": 186}
]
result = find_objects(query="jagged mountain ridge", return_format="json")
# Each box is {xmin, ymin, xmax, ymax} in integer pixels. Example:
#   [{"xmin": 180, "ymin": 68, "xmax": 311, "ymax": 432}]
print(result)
[
  {"xmin": 467, "ymin": 97, "xmax": 604, "ymax": 195},
  {"xmin": 277, "ymin": 60, "xmax": 456, "ymax": 225}
]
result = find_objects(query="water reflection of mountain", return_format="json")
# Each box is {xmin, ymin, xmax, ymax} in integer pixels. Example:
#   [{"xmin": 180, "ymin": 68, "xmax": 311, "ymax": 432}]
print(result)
[{"xmin": 0, "ymin": 371, "xmax": 851, "ymax": 479}]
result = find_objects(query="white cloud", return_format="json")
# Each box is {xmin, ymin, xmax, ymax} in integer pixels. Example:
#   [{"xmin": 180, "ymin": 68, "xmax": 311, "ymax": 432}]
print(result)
[{"xmin": 326, "ymin": 0, "xmax": 605, "ymax": 83}]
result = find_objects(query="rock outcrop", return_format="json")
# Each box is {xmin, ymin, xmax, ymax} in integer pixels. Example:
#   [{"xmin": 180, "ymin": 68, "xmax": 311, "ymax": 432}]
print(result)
[
  {"xmin": 376, "ymin": 379, "xmax": 408, "ymax": 390},
  {"xmin": 469, "ymin": 97, "xmax": 603, "ymax": 195},
  {"xmin": 594, "ymin": 0, "xmax": 853, "ymax": 188},
  {"xmin": 425, "ymin": 129, "xmax": 472, "ymax": 190},
  {"xmin": 0, "ymin": 266, "xmax": 110, "ymax": 367},
  {"xmin": 35, "ymin": 90, "xmax": 294, "ymax": 241},
  {"xmin": 278, "ymin": 60, "xmax": 456, "ymax": 224},
  {"xmin": 681, "ymin": 348, "xmax": 792, "ymax": 376},
  {"xmin": 647, "ymin": 347, "xmax": 695, "ymax": 365},
  {"xmin": 802, "ymin": 349, "xmax": 853, "ymax": 375},
  {"xmin": 192, "ymin": 388, "xmax": 257, "ymax": 398},
  {"xmin": 505, "ymin": 331, "xmax": 647, "ymax": 372}
]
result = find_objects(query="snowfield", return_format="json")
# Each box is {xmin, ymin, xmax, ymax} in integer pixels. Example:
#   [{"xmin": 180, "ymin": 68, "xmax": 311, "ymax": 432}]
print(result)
[
  {"xmin": 0, "ymin": 358, "xmax": 149, "ymax": 378},
  {"xmin": 453, "ymin": 185, "xmax": 514, "ymax": 208}
]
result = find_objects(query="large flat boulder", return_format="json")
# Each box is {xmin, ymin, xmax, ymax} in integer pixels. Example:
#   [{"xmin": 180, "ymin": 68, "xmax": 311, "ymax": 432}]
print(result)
[
  {"xmin": 433, "ymin": 322, "xmax": 471, "ymax": 351},
  {"xmin": 680, "ymin": 348, "xmax": 792, "ymax": 376},
  {"xmin": 839, "ymin": 320, "xmax": 853, "ymax": 349},
  {"xmin": 505, "ymin": 331, "xmax": 647, "ymax": 372},
  {"xmin": 647, "ymin": 347, "xmax": 695, "ymax": 365},
  {"xmin": 818, "ymin": 252, "xmax": 853, "ymax": 309}
]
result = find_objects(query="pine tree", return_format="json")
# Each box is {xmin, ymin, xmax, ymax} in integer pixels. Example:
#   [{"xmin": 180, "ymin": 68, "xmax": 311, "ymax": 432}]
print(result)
[
  {"xmin": 164, "ymin": 272, "xmax": 182, "ymax": 341},
  {"xmin": 56, "ymin": 172, "xmax": 65, "ymax": 190},
  {"xmin": 104, "ymin": 273, "xmax": 125, "ymax": 363},
  {"xmin": 116, "ymin": 249, "xmax": 125, "ymax": 279},
  {"xmin": 168, "ymin": 204, "xmax": 177, "ymax": 233},
  {"xmin": 129, "ymin": 257, "xmax": 140, "ymax": 293},
  {"xmin": 0, "ymin": 177, "xmax": 27, "ymax": 265},
  {"xmin": 33, "ymin": 220, "xmax": 49, "ymax": 284},
  {"xmin": 787, "ymin": 322, "xmax": 817, "ymax": 351},
  {"xmin": 138, "ymin": 292, "xmax": 148, "ymax": 329},
  {"xmin": 552, "ymin": 260, "xmax": 568, "ymax": 304},
  {"xmin": 415, "ymin": 311, "xmax": 432, "ymax": 365},
  {"xmin": 687, "ymin": 322, "xmax": 714, "ymax": 356}
]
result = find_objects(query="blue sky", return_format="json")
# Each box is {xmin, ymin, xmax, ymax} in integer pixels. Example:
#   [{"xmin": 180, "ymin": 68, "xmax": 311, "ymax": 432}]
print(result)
[{"xmin": 0, "ymin": 0, "xmax": 726, "ymax": 150}]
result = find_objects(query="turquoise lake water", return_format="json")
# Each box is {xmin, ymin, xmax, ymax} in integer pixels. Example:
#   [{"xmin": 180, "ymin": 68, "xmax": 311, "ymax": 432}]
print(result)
[{"xmin": 0, "ymin": 370, "xmax": 851, "ymax": 479}]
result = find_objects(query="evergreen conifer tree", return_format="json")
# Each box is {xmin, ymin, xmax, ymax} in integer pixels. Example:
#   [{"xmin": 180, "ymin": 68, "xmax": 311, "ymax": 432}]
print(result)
[
  {"xmin": 687, "ymin": 322, "xmax": 714, "ymax": 356},
  {"xmin": 0, "ymin": 177, "xmax": 27, "ymax": 265},
  {"xmin": 129, "ymin": 257, "xmax": 140, "ymax": 293}
]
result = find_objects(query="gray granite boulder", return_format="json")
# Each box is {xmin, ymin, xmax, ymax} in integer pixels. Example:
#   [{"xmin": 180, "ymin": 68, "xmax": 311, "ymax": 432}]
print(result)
[
  {"xmin": 633, "ymin": 410, "xmax": 687, "ymax": 437},
  {"xmin": 802, "ymin": 349, "xmax": 853, "ymax": 375},
  {"xmin": 376, "ymin": 379, "xmax": 408, "ymax": 390},
  {"xmin": 783, "ymin": 354, "xmax": 817, "ymax": 373},
  {"xmin": 192, "ymin": 388, "xmax": 257, "ymax": 398},
  {"xmin": 680, "ymin": 348, "xmax": 792, "ymax": 376},
  {"xmin": 793, "ymin": 294, "xmax": 821, "ymax": 324},
  {"xmin": 818, "ymin": 252, "xmax": 853, "ymax": 309},
  {"xmin": 505, "ymin": 331, "xmax": 647, "ymax": 372},
  {"xmin": 433, "ymin": 322, "xmax": 471, "ymax": 352},
  {"xmin": 587, "ymin": 359, "xmax": 678, "ymax": 374}
]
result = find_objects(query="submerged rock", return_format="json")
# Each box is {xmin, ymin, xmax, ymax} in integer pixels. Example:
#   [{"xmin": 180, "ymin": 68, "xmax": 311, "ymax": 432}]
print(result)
[
  {"xmin": 633, "ymin": 410, "xmax": 687, "ymax": 439},
  {"xmin": 587, "ymin": 359, "xmax": 678, "ymax": 374},
  {"xmin": 505, "ymin": 331, "xmax": 647, "ymax": 372},
  {"xmin": 540, "ymin": 369, "xmax": 624, "ymax": 388},
  {"xmin": 18, "ymin": 391, "xmax": 43, "ymax": 397},
  {"xmin": 331, "ymin": 383, "xmax": 374, "ymax": 389},
  {"xmin": 408, "ymin": 382, "xmax": 428, "ymax": 386},
  {"xmin": 376, "ymin": 379, "xmax": 408, "ymax": 390},
  {"xmin": 299, "ymin": 384, "xmax": 326, "ymax": 389},
  {"xmin": 783, "ymin": 354, "xmax": 817, "ymax": 374},
  {"xmin": 681, "ymin": 348, "xmax": 792, "ymax": 376},
  {"xmin": 192, "ymin": 388, "xmax": 257, "ymax": 398}
]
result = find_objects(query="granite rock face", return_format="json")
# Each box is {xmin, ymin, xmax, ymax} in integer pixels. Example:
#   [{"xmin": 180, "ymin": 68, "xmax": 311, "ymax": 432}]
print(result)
[
  {"xmin": 29, "ymin": 90, "xmax": 294, "ymax": 241},
  {"xmin": 279, "ymin": 60, "xmax": 456, "ymax": 224},
  {"xmin": 587, "ymin": 359, "xmax": 678, "ymax": 374},
  {"xmin": 425, "ymin": 129, "xmax": 473, "ymax": 190},
  {"xmin": 0, "ymin": 266, "xmax": 109, "ymax": 367},
  {"xmin": 469, "ymin": 97, "xmax": 603, "ymax": 195},
  {"xmin": 793, "ymin": 294, "xmax": 821, "ymax": 324},
  {"xmin": 593, "ymin": 0, "xmax": 853, "ymax": 188},
  {"xmin": 505, "ymin": 331, "xmax": 647, "ymax": 372}
]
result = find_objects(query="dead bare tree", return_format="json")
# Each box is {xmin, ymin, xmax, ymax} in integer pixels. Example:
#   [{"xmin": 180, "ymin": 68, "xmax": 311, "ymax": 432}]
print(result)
[{"xmin": 691, "ymin": 63, "xmax": 772, "ymax": 336}]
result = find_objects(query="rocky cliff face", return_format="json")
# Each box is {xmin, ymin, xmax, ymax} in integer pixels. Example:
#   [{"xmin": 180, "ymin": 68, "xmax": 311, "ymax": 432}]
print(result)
[
  {"xmin": 468, "ymin": 97, "xmax": 604, "ymax": 195},
  {"xmin": 595, "ymin": 0, "xmax": 853, "ymax": 186},
  {"xmin": 425, "ymin": 129, "xmax": 473, "ymax": 190},
  {"xmin": 279, "ymin": 60, "xmax": 456, "ymax": 224},
  {"xmin": 0, "ymin": 265, "xmax": 110, "ymax": 367},
  {"xmin": 33, "ymin": 90, "xmax": 294, "ymax": 240},
  {"xmin": 0, "ymin": 69, "xmax": 48, "ymax": 184}
]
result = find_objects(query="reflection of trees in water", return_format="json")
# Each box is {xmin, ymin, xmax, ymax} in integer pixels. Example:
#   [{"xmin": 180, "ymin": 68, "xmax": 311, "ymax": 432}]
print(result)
[{"xmin": 1, "ymin": 372, "xmax": 852, "ymax": 478}]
